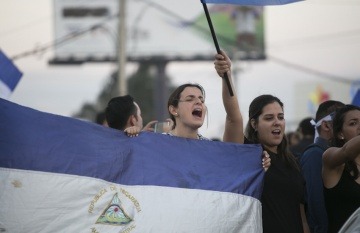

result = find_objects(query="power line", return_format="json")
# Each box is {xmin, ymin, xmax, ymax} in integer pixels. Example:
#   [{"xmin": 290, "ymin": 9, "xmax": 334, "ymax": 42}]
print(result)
[
  {"xmin": 11, "ymin": 25, "xmax": 97, "ymax": 60},
  {"xmin": 268, "ymin": 55, "xmax": 356, "ymax": 84},
  {"xmin": 11, "ymin": 14, "xmax": 118, "ymax": 61},
  {"xmin": 268, "ymin": 29, "xmax": 360, "ymax": 50},
  {"xmin": 0, "ymin": 17, "xmax": 50, "ymax": 39}
]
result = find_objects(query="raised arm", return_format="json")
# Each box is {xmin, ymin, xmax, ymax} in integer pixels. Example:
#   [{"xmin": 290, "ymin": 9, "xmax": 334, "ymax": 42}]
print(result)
[
  {"xmin": 214, "ymin": 50, "xmax": 244, "ymax": 143},
  {"xmin": 322, "ymin": 135, "xmax": 360, "ymax": 186},
  {"xmin": 323, "ymin": 134, "xmax": 360, "ymax": 168}
]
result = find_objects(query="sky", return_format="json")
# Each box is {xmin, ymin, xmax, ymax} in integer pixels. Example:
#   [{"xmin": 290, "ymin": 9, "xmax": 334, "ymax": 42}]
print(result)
[{"xmin": 1, "ymin": 0, "xmax": 360, "ymax": 138}]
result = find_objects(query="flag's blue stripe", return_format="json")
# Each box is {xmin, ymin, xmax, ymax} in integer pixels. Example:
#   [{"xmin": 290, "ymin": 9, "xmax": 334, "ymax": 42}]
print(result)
[
  {"xmin": 0, "ymin": 50, "xmax": 22, "ymax": 90},
  {"xmin": 0, "ymin": 98, "xmax": 264, "ymax": 200},
  {"xmin": 200, "ymin": 0, "xmax": 302, "ymax": 5}
]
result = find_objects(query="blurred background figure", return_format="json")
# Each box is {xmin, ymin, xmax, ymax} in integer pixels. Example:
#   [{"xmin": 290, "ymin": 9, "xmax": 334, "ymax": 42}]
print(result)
[
  {"xmin": 95, "ymin": 111, "xmax": 108, "ymax": 127},
  {"xmin": 233, "ymin": 6, "xmax": 258, "ymax": 51},
  {"xmin": 286, "ymin": 131, "xmax": 301, "ymax": 147},
  {"xmin": 290, "ymin": 117, "xmax": 314, "ymax": 160}
]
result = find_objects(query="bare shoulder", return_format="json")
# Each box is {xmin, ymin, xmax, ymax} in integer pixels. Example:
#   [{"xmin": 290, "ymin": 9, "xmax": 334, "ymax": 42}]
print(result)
[
  {"xmin": 323, "ymin": 147, "xmax": 337, "ymax": 162},
  {"xmin": 323, "ymin": 146, "xmax": 347, "ymax": 170}
]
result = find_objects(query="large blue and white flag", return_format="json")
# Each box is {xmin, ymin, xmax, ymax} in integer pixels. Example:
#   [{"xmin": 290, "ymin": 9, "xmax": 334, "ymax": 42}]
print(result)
[
  {"xmin": 200, "ymin": 0, "xmax": 303, "ymax": 5},
  {"xmin": 0, "ymin": 98, "xmax": 264, "ymax": 233},
  {"xmin": 0, "ymin": 50, "xmax": 22, "ymax": 99}
]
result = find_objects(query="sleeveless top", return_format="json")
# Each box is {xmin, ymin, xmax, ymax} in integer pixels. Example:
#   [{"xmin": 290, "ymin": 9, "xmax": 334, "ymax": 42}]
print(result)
[{"xmin": 324, "ymin": 168, "xmax": 360, "ymax": 233}]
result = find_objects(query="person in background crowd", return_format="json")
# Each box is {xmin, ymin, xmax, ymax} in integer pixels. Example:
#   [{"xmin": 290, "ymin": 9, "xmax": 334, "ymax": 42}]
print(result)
[
  {"xmin": 95, "ymin": 111, "xmax": 108, "ymax": 127},
  {"xmin": 287, "ymin": 131, "xmax": 301, "ymax": 147},
  {"xmin": 322, "ymin": 104, "xmax": 360, "ymax": 233},
  {"xmin": 290, "ymin": 117, "xmax": 314, "ymax": 160},
  {"xmin": 105, "ymin": 95, "xmax": 166, "ymax": 136},
  {"xmin": 300, "ymin": 100, "xmax": 345, "ymax": 233},
  {"xmin": 214, "ymin": 50, "xmax": 310, "ymax": 233}
]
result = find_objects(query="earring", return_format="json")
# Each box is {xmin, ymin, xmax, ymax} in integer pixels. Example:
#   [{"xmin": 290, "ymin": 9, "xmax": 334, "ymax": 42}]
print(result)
[{"xmin": 174, "ymin": 113, "xmax": 178, "ymax": 116}]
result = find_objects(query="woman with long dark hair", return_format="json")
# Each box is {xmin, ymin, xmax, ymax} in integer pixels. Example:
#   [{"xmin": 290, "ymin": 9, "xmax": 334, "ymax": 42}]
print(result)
[
  {"xmin": 214, "ymin": 50, "xmax": 309, "ymax": 233},
  {"xmin": 322, "ymin": 104, "xmax": 360, "ymax": 233}
]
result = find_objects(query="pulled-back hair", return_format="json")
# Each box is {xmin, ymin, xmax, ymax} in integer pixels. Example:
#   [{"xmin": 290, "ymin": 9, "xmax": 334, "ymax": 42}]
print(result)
[
  {"xmin": 106, "ymin": 95, "xmax": 136, "ymax": 130},
  {"xmin": 167, "ymin": 83, "xmax": 205, "ymax": 129},
  {"xmin": 245, "ymin": 94, "xmax": 299, "ymax": 170}
]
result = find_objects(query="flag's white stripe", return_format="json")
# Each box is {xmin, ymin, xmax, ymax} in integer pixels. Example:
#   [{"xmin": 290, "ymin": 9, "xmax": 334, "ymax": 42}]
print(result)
[
  {"xmin": 0, "ymin": 168, "xmax": 262, "ymax": 233},
  {"xmin": 0, "ymin": 80, "xmax": 11, "ymax": 99}
]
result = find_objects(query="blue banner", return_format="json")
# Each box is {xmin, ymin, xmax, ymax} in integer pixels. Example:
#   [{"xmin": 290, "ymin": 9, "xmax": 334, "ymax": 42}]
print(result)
[{"xmin": 0, "ymin": 98, "xmax": 265, "ymax": 232}]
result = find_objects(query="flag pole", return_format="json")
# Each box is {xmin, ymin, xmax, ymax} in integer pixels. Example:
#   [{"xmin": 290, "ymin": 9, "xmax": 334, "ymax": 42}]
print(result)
[{"xmin": 201, "ymin": 3, "xmax": 234, "ymax": 96}]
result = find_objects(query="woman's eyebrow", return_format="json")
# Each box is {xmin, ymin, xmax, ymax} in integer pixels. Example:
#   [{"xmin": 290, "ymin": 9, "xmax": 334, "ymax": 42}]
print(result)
[
  {"xmin": 347, "ymin": 118, "xmax": 359, "ymax": 122},
  {"xmin": 185, "ymin": 95, "xmax": 204, "ymax": 98},
  {"xmin": 184, "ymin": 94, "xmax": 195, "ymax": 98}
]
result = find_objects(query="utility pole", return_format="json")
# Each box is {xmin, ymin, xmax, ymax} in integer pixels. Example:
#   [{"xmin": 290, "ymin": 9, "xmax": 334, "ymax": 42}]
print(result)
[
  {"xmin": 153, "ymin": 61, "xmax": 168, "ymax": 120},
  {"xmin": 118, "ymin": 0, "xmax": 127, "ymax": 96}
]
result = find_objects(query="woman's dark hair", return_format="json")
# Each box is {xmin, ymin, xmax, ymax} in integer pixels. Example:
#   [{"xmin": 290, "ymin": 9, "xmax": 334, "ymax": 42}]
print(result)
[
  {"xmin": 332, "ymin": 104, "xmax": 360, "ymax": 179},
  {"xmin": 105, "ymin": 95, "xmax": 137, "ymax": 130},
  {"xmin": 245, "ymin": 94, "xmax": 299, "ymax": 170},
  {"xmin": 167, "ymin": 83, "xmax": 205, "ymax": 129}
]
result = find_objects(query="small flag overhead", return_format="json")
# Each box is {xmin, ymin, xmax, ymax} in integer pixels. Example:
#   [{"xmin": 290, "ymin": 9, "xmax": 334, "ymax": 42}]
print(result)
[
  {"xmin": 0, "ymin": 50, "xmax": 22, "ymax": 99},
  {"xmin": 352, "ymin": 88, "xmax": 360, "ymax": 106},
  {"xmin": 200, "ymin": 0, "xmax": 303, "ymax": 5}
]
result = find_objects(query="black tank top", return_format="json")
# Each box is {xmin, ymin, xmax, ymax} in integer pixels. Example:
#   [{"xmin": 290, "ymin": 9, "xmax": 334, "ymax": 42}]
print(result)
[{"xmin": 324, "ymin": 169, "xmax": 360, "ymax": 233}]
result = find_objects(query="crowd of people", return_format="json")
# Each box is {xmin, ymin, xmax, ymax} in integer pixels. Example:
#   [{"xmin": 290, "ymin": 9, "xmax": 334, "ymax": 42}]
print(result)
[{"xmin": 94, "ymin": 50, "xmax": 359, "ymax": 233}]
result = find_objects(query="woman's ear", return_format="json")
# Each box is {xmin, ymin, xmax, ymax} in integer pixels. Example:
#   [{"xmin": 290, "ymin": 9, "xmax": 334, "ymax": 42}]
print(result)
[
  {"xmin": 169, "ymin": 105, "xmax": 177, "ymax": 117},
  {"xmin": 251, "ymin": 119, "xmax": 257, "ymax": 131},
  {"xmin": 337, "ymin": 132, "xmax": 345, "ymax": 140}
]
